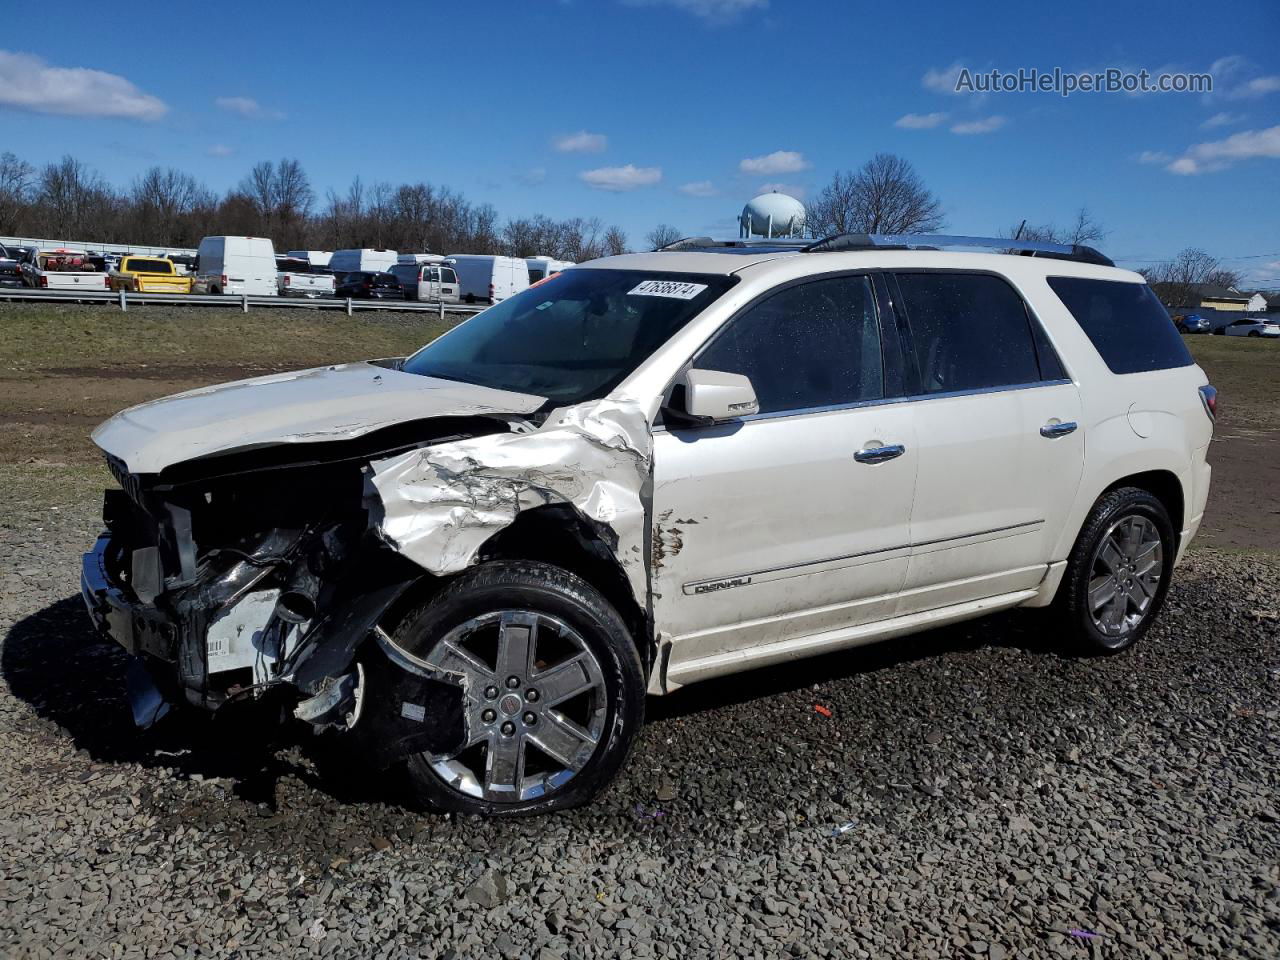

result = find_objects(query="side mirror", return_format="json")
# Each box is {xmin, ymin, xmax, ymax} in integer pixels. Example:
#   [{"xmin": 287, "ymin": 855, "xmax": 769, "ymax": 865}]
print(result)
[{"xmin": 665, "ymin": 369, "xmax": 759, "ymax": 426}]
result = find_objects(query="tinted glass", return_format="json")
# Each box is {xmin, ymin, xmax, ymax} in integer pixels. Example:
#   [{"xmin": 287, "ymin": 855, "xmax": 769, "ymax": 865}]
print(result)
[
  {"xmin": 1047, "ymin": 277, "xmax": 1193, "ymax": 374},
  {"xmin": 697, "ymin": 275, "xmax": 883, "ymax": 414},
  {"xmin": 895, "ymin": 272, "xmax": 1041, "ymax": 393},
  {"xmin": 404, "ymin": 269, "xmax": 736, "ymax": 404},
  {"xmin": 127, "ymin": 259, "xmax": 173, "ymax": 273},
  {"xmin": 442, "ymin": 268, "xmax": 457, "ymax": 284}
]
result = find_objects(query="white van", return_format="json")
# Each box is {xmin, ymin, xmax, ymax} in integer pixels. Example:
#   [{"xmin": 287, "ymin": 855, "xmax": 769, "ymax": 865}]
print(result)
[
  {"xmin": 389, "ymin": 262, "xmax": 461, "ymax": 302},
  {"xmin": 444, "ymin": 254, "xmax": 530, "ymax": 303},
  {"xmin": 287, "ymin": 250, "xmax": 332, "ymax": 269},
  {"xmin": 525, "ymin": 256, "xmax": 575, "ymax": 283},
  {"xmin": 195, "ymin": 237, "xmax": 278, "ymax": 296},
  {"xmin": 329, "ymin": 249, "xmax": 399, "ymax": 275},
  {"xmin": 396, "ymin": 253, "xmax": 445, "ymax": 266}
]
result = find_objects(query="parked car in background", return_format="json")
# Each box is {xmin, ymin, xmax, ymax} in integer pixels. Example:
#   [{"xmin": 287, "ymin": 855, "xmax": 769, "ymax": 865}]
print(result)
[
  {"xmin": 525, "ymin": 256, "xmax": 575, "ymax": 283},
  {"xmin": 445, "ymin": 254, "xmax": 530, "ymax": 303},
  {"xmin": 0, "ymin": 242, "xmax": 25, "ymax": 286},
  {"xmin": 167, "ymin": 254, "xmax": 198, "ymax": 275},
  {"xmin": 329, "ymin": 249, "xmax": 399, "ymax": 275},
  {"xmin": 389, "ymin": 261, "xmax": 461, "ymax": 302},
  {"xmin": 194, "ymin": 236, "xmax": 278, "ymax": 296},
  {"xmin": 276, "ymin": 256, "xmax": 336, "ymax": 298},
  {"xmin": 1173, "ymin": 314, "xmax": 1210, "ymax": 334},
  {"xmin": 1216, "ymin": 317, "xmax": 1280, "ymax": 338},
  {"xmin": 20, "ymin": 248, "xmax": 111, "ymax": 291},
  {"xmin": 334, "ymin": 270, "xmax": 403, "ymax": 299},
  {"xmin": 109, "ymin": 256, "xmax": 194, "ymax": 294}
]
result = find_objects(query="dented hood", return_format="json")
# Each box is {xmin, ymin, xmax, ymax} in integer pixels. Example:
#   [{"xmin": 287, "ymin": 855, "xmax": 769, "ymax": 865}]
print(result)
[{"xmin": 93, "ymin": 361, "xmax": 545, "ymax": 473}]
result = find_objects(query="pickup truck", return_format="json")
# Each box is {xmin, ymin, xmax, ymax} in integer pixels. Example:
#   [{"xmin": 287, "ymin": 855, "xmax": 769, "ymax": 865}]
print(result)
[
  {"xmin": 277, "ymin": 257, "xmax": 336, "ymax": 298},
  {"xmin": 20, "ymin": 249, "xmax": 111, "ymax": 291},
  {"xmin": 109, "ymin": 256, "xmax": 194, "ymax": 294}
]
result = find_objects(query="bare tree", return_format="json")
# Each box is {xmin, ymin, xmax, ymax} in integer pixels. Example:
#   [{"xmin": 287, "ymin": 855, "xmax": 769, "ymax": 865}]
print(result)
[
  {"xmin": 35, "ymin": 156, "xmax": 115, "ymax": 239},
  {"xmin": 1006, "ymin": 206, "xmax": 1106, "ymax": 246},
  {"xmin": 645, "ymin": 224, "xmax": 682, "ymax": 250},
  {"xmin": 1142, "ymin": 248, "xmax": 1241, "ymax": 308},
  {"xmin": 604, "ymin": 225, "xmax": 628, "ymax": 257},
  {"xmin": 0, "ymin": 152, "xmax": 34, "ymax": 234},
  {"xmin": 808, "ymin": 154, "xmax": 945, "ymax": 237},
  {"xmin": 129, "ymin": 167, "xmax": 213, "ymax": 245}
]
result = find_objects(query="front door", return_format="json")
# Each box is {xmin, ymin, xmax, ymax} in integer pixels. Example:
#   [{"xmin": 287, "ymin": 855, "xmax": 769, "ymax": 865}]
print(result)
[{"xmin": 651, "ymin": 273, "xmax": 917, "ymax": 688}]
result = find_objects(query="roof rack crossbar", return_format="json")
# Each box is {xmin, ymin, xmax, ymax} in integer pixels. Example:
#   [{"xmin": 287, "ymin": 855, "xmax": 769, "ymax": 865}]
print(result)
[
  {"xmin": 658, "ymin": 236, "xmax": 813, "ymax": 252},
  {"xmin": 800, "ymin": 233, "xmax": 1114, "ymax": 267}
]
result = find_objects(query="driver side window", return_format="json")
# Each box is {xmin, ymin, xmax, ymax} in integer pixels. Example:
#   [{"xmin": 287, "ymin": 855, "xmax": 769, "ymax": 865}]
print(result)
[{"xmin": 696, "ymin": 275, "xmax": 884, "ymax": 415}]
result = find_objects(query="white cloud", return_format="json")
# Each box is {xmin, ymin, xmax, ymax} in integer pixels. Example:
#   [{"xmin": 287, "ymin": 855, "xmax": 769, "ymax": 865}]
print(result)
[
  {"xmin": 0, "ymin": 50, "xmax": 167, "ymax": 120},
  {"xmin": 1166, "ymin": 124, "xmax": 1280, "ymax": 175},
  {"xmin": 922, "ymin": 62, "xmax": 967, "ymax": 94},
  {"xmin": 579, "ymin": 164, "xmax": 662, "ymax": 191},
  {"xmin": 553, "ymin": 131, "xmax": 607, "ymax": 153},
  {"xmin": 950, "ymin": 115, "xmax": 1006, "ymax": 135},
  {"xmin": 1202, "ymin": 112, "xmax": 1244, "ymax": 129},
  {"xmin": 739, "ymin": 150, "xmax": 809, "ymax": 175},
  {"xmin": 620, "ymin": 0, "xmax": 767, "ymax": 22},
  {"xmin": 894, "ymin": 112, "xmax": 948, "ymax": 129},
  {"xmin": 206, "ymin": 144, "xmax": 234, "ymax": 157},
  {"xmin": 678, "ymin": 180, "xmax": 718, "ymax": 197},
  {"xmin": 1210, "ymin": 54, "xmax": 1249, "ymax": 78},
  {"xmin": 215, "ymin": 96, "xmax": 285, "ymax": 120},
  {"xmin": 515, "ymin": 167, "xmax": 547, "ymax": 186},
  {"xmin": 1227, "ymin": 75, "xmax": 1280, "ymax": 99},
  {"xmin": 758, "ymin": 182, "xmax": 806, "ymax": 199},
  {"xmin": 1137, "ymin": 150, "xmax": 1172, "ymax": 165}
]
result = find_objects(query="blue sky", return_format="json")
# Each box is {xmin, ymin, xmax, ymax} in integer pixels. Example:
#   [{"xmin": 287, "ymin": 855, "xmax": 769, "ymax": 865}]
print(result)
[{"xmin": 2, "ymin": 0, "xmax": 1278, "ymax": 282}]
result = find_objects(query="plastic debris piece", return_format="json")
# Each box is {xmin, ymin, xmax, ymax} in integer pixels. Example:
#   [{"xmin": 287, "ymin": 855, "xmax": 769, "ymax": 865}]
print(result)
[
  {"xmin": 1068, "ymin": 929, "xmax": 1101, "ymax": 940},
  {"xmin": 830, "ymin": 820, "xmax": 858, "ymax": 837},
  {"xmin": 814, "ymin": 704, "xmax": 833, "ymax": 718}
]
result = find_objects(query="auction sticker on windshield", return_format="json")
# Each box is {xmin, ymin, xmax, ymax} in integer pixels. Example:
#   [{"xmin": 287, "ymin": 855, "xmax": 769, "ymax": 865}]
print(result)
[{"xmin": 628, "ymin": 279, "xmax": 708, "ymax": 299}]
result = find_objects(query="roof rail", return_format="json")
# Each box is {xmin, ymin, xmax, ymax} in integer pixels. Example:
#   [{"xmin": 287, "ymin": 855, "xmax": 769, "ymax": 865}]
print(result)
[
  {"xmin": 657, "ymin": 237, "xmax": 812, "ymax": 252},
  {"xmin": 801, "ymin": 233, "xmax": 1115, "ymax": 267}
]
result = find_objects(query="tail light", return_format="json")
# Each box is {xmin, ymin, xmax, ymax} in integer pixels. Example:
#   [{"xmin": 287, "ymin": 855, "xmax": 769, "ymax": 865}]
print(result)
[
  {"xmin": 104, "ymin": 276, "xmax": 111, "ymax": 287},
  {"xmin": 488, "ymin": 282, "xmax": 495, "ymax": 300},
  {"xmin": 221, "ymin": 274, "xmax": 228, "ymax": 287},
  {"xmin": 39, "ymin": 275, "xmax": 47, "ymax": 288},
  {"xmin": 1198, "ymin": 385, "xmax": 1217, "ymax": 422},
  {"xmin": 284, "ymin": 275, "xmax": 291, "ymax": 286}
]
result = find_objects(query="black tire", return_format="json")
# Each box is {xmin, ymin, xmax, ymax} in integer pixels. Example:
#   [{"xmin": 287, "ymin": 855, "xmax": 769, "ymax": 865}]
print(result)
[
  {"xmin": 1055, "ymin": 487, "xmax": 1175, "ymax": 654},
  {"xmin": 393, "ymin": 561, "xmax": 644, "ymax": 816},
  {"xmin": 1248, "ymin": 331, "xmax": 1260, "ymax": 338}
]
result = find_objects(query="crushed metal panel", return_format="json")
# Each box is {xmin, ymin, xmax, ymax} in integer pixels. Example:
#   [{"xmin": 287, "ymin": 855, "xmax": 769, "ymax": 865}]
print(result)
[{"xmin": 370, "ymin": 398, "xmax": 652, "ymax": 604}]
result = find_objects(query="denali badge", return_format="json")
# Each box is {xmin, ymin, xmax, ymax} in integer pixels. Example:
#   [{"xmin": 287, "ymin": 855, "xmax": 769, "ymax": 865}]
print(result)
[{"xmin": 687, "ymin": 575, "xmax": 753, "ymax": 595}]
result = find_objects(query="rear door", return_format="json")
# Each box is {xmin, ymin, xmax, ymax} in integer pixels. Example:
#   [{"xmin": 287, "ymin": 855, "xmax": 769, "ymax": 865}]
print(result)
[
  {"xmin": 888, "ymin": 271, "xmax": 1084, "ymax": 611},
  {"xmin": 652, "ymin": 273, "xmax": 918, "ymax": 687}
]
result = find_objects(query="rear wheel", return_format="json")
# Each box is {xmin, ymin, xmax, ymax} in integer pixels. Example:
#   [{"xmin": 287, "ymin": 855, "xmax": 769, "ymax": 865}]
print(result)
[
  {"xmin": 1056, "ymin": 487, "xmax": 1175, "ymax": 653},
  {"xmin": 391, "ymin": 561, "xmax": 644, "ymax": 816},
  {"xmin": 1248, "ymin": 330, "xmax": 1261, "ymax": 338}
]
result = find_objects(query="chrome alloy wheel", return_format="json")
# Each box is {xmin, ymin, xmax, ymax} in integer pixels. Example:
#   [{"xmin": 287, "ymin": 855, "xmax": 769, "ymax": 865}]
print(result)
[
  {"xmin": 1088, "ymin": 515, "xmax": 1163, "ymax": 643},
  {"xmin": 413, "ymin": 611, "xmax": 608, "ymax": 802}
]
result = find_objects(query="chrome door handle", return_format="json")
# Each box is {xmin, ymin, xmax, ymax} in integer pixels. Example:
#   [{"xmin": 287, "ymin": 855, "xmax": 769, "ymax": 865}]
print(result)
[
  {"xmin": 1040, "ymin": 421, "xmax": 1078, "ymax": 438},
  {"xmin": 854, "ymin": 443, "xmax": 906, "ymax": 464}
]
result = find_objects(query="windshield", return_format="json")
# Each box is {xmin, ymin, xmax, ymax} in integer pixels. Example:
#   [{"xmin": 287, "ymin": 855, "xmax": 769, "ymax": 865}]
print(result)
[{"xmin": 403, "ymin": 268, "xmax": 736, "ymax": 404}]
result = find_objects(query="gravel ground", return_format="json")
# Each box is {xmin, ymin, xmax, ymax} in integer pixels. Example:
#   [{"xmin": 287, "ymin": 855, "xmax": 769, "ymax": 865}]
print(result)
[{"xmin": 2, "ymin": 493, "xmax": 1278, "ymax": 959}]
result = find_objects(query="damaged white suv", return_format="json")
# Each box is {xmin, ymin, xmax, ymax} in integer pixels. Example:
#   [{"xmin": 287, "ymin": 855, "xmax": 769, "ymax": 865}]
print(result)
[{"xmin": 83, "ymin": 234, "xmax": 1215, "ymax": 815}]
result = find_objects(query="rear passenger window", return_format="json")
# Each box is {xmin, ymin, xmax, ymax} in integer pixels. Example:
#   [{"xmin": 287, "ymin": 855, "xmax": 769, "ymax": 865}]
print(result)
[
  {"xmin": 697, "ymin": 275, "xmax": 883, "ymax": 414},
  {"xmin": 895, "ymin": 272, "xmax": 1042, "ymax": 393},
  {"xmin": 1047, "ymin": 277, "xmax": 1193, "ymax": 374}
]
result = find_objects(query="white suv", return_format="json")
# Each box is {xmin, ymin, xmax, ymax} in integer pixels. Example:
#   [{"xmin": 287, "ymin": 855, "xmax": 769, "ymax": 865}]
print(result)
[{"xmin": 82, "ymin": 234, "xmax": 1215, "ymax": 815}]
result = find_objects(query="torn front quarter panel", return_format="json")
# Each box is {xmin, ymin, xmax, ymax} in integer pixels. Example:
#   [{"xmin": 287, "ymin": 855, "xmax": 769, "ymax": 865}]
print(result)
[{"xmin": 369, "ymin": 398, "xmax": 653, "ymax": 607}]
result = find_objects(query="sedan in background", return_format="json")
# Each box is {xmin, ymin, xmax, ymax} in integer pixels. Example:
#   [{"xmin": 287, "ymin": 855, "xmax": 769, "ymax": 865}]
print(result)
[
  {"xmin": 334, "ymin": 271, "xmax": 404, "ymax": 300},
  {"xmin": 1216, "ymin": 317, "xmax": 1280, "ymax": 338},
  {"xmin": 1174, "ymin": 314, "xmax": 1211, "ymax": 334}
]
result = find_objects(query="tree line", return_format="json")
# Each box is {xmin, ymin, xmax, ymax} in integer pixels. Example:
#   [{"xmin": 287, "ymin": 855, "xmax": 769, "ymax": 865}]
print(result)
[{"xmin": 0, "ymin": 151, "xmax": 630, "ymax": 261}]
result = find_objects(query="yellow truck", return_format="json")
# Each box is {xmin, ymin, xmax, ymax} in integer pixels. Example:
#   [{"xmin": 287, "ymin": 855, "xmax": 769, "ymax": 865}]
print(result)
[{"xmin": 108, "ymin": 256, "xmax": 194, "ymax": 294}]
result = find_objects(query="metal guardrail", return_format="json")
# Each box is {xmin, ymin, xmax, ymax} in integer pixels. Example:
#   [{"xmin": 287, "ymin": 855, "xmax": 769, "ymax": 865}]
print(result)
[{"xmin": 0, "ymin": 286, "xmax": 486, "ymax": 317}]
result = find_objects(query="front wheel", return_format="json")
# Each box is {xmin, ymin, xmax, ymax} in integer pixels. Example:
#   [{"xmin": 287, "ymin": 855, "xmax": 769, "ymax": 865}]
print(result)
[
  {"xmin": 1055, "ymin": 487, "xmax": 1175, "ymax": 653},
  {"xmin": 1248, "ymin": 331, "xmax": 1261, "ymax": 338},
  {"xmin": 390, "ymin": 561, "xmax": 645, "ymax": 816}
]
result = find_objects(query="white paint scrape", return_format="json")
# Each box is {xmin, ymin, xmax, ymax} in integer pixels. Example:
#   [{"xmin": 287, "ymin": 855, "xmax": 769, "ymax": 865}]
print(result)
[{"xmin": 370, "ymin": 399, "xmax": 651, "ymax": 602}]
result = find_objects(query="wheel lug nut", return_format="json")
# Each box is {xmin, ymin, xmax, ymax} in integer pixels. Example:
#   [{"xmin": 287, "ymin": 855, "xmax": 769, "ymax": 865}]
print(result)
[
  {"xmin": 481, "ymin": 709, "xmax": 496, "ymax": 723},
  {"xmin": 523, "ymin": 711, "xmax": 537, "ymax": 725},
  {"xmin": 484, "ymin": 686, "xmax": 498, "ymax": 700},
  {"xmin": 505, "ymin": 675, "xmax": 520, "ymax": 689},
  {"xmin": 525, "ymin": 688, "xmax": 539, "ymax": 702},
  {"xmin": 500, "ymin": 721, "xmax": 515, "ymax": 736}
]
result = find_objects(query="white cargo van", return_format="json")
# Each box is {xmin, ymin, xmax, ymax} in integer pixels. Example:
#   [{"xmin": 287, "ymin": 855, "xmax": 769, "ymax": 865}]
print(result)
[
  {"xmin": 389, "ymin": 262, "xmax": 461, "ymax": 302},
  {"xmin": 396, "ymin": 253, "xmax": 445, "ymax": 266},
  {"xmin": 525, "ymin": 256, "xmax": 575, "ymax": 283},
  {"xmin": 287, "ymin": 250, "xmax": 332, "ymax": 269},
  {"xmin": 444, "ymin": 254, "xmax": 530, "ymax": 303},
  {"xmin": 195, "ymin": 237, "xmax": 278, "ymax": 296},
  {"xmin": 329, "ymin": 249, "xmax": 398, "ymax": 275}
]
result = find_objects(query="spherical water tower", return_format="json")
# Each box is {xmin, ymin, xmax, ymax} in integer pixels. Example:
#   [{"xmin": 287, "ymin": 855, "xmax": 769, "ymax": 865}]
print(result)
[{"xmin": 739, "ymin": 191, "xmax": 806, "ymax": 239}]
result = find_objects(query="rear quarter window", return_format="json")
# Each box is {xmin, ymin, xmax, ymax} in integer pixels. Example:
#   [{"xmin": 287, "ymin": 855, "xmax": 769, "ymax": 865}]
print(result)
[{"xmin": 1047, "ymin": 277, "xmax": 1192, "ymax": 375}]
